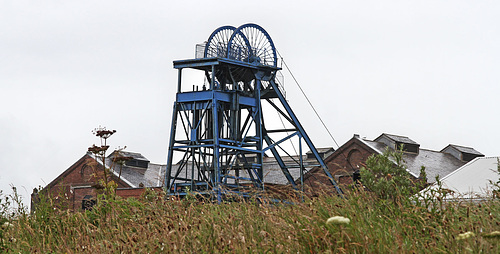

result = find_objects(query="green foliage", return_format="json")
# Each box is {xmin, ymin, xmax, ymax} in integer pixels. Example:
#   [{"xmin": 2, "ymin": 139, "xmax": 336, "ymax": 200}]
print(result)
[
  {"xmin": 0, "ymin": 190, "xmax": 9, "ymax": 251},
  {"xmin": 490, "ymin": 159, "xmax": 500, "ymax": 199},
  {"xmin": 419, "ymin": 165, "xmax": 428, "ymax": 183},
  {"xmin": 360, "ymin": 148, "xmax": 425, "ymax": 202},
  {"xmin": 413, "ymin": 176, "xmax": 451, "ymax": 219}
]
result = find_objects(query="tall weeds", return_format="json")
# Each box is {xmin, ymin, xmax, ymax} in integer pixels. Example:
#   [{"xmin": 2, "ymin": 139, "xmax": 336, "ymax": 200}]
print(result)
[{"xmin": 1, "ymin": 186, "xmax": 500, "ymax": 253}]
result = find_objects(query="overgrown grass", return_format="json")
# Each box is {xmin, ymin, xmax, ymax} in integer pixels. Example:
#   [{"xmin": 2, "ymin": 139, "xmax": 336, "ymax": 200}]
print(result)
[{"xmin": 1, "ymin": 187, "xmax": 500, "ymax": 253}]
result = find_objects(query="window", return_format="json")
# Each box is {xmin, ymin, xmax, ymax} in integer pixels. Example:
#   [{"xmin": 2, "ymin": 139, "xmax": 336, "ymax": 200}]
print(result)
[{"xmin": 81, "ymin": 195, "xmax": 96, "ymax": 211}]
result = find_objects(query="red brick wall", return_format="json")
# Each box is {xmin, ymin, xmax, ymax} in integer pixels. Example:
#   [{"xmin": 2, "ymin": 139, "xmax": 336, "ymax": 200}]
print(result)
[
  {"xmin": 51, "ymin": 156, "xmax": 128, "ymax": 189},
  {"xmin": 116, "ymin": 188, "xmax": 147, "ymax": 198},
  {"xmin": 302, "ymin": 138, "xmax": 376, "ymax": 193},
  {"xmin": 73, "ymin": 187, "xmax": 97, "ymax": 211},
  {"xmin": 39, "ymin": 154, "xmax": 132, "ymax": 211},
  {"xmin": 69, "ymin": 187, "xmax": 164, "ymax": 211},
  {"xmin": 326, "ymin": 141, "xmax": 374, "ymax": 183}
]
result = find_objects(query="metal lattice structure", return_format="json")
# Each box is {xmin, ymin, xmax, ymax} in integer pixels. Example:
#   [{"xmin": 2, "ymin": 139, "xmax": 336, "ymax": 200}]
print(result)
[{"xmin": 165, "ymin": 24, "xmax": 342, "ymax": 200}]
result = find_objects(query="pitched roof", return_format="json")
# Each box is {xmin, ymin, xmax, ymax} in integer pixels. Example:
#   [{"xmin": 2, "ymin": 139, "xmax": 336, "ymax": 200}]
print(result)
[
  {"xmin": 171, "ymin": 155, "xmax": 318, "ymax": 186},
  {"xmin": 92, "ymin": 152, "xmax": 165, "ymax": 188},
  {"xmin": 441, "ymin": 144, "xmax": 484, "ymax": 156},
  {"xmin": 261, "ymin": 155, "xmax": 315, "ymax": 185},
  {"xmin": 422, "ymin": 156, "xmax": 499, "ymax": 198},
  {"xmin": 110, "ymin": 150, "xmax": 150, "ymax": 161},
  {"xmin": 307, "ymin": 147, "xmax": 335, "ymax": 154},
  {"xmin": 110, "ymin": 160, "xmax": 165, "ymax": 188},
  {"xmin": 375, "ymin": 133, "xmax": 418, "ymax": 145},
  {"xmin": 361, "ymin": 138, "xmax": 466, "ymax": 183}
]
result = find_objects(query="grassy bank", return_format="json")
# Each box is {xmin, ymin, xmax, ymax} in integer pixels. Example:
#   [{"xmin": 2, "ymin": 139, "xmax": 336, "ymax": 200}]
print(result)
[{"xmin": 1, "ymin": 187, "xmax": 500, "ymax": 253}]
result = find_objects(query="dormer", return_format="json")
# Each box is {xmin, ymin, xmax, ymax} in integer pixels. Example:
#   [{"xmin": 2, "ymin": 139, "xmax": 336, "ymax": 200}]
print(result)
[
  {"xmin": 109, "ymin": 151, "xmax": 150, "ymax": 169},
  {"xmin": 440, "ymin": 144, "xmax": 484, "ymax": 162},
  {"xmin": 374, "ymin": 133, "xmax": 420, "ymax": 154},
  {"xmin": 306, "ymin": 147, "xmax": 335, "ymax": 159}
]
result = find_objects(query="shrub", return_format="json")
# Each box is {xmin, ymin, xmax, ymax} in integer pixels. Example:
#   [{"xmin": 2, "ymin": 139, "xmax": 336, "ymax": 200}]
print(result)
[{"xmin": 360, "ymin": 148, "xmax": 425, "ymax": 203}]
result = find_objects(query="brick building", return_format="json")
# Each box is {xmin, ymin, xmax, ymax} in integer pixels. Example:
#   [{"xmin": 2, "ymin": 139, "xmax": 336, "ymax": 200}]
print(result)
[
  {"xmin": 302, "ymin": 133, "xmax": 484, "ymax": 191},
  {"xmin": 32, "ymin": 151, "xmax": 165, "ymax": 212},
  {"xmin": 32, "ymin": 148, "xmax": 334, "ymax": 211},
  {"xmin": 33, "ymin": 133, "xmax": 485, "ymax": 210}
]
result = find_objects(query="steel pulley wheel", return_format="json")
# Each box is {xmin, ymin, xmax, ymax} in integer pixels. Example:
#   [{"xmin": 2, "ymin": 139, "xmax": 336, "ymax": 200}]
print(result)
[
  {"xmin": 204, "ymin": 25, "xmax": 236, "ymax": 58},
  {"xmin": 227, "ymin": 23, "xmax": 277, "ymax": 67}
]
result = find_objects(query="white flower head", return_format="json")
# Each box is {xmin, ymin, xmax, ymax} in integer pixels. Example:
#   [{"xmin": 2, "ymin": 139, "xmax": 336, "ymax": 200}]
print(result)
[
  {"xmin": 2, "ymin": 222, "xmax": 12, "ymax": 229},
  {"xmin": 326, "ymin": 216, "xmax": 350, "ymax": 225},
  {"xmin": 456, "ymin": 231, "xmax": 475, "ymax": 240},
  {"xmin": 483, "ymin": 231, "xmax": 500, "ymax": 238}
]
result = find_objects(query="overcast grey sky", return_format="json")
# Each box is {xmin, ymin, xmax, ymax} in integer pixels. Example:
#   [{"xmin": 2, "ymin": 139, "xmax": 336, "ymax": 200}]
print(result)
[{"xmin": 1, "ymin": 1, "xmax": 499, "ymax": 201}]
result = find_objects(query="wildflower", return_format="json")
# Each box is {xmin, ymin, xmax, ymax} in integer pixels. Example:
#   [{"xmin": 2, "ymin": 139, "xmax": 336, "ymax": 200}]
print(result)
[
  {"xmin": 483, "ymin": 231, "xmax": 500, "ymax": 238},
  {"xmin": 456, "ymin": 231, "xmax": 475, "ymax": 240},
  {"xmin": 2, "ymin": 222, "xmax": 12, "ymax": 229},
  {"xmin": 326, "ymin": 216, "xmax": 350, "ymax": 225}
]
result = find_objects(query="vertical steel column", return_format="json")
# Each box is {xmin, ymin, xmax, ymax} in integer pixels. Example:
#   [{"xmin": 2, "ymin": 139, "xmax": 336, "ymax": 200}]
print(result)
[
  {"xmin": 255, "ymin": 79, "xmax": 263, "ymax": 187},
  {"xmin": 299, "ymin": 135, "xmax": 304, "ymax": 192},
  {"xmin": 177, "ymin": 68, "xmax": 182, "ymax": 93},
  {"xmin": 165, "ymin": 103, "xmax": 178, "ymax": 192},
  {"xmin": 211, "ymin": 64, "xmax": 222, "ymax": 202},
  {"xmin": 166, "ymin": 68, "xmax": 184, "ymax": 192}
]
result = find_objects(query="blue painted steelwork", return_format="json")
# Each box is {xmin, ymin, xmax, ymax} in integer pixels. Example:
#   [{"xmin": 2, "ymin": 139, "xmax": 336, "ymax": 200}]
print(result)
[
  {"xmin": 204, "ymin": 26, "xmax": 236, "ymax": 58},
  {"xmin": 227, "ymin": 24, "xmax": 278, "ymax": 67},
  {"xmin": 165, "ymin": 24, "xmax": 342, "ymax": 200}
]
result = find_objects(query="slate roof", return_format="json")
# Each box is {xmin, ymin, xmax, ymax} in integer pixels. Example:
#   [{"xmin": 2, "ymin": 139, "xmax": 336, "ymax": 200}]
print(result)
[
  {"xmin": 307, "ymin": 147, "xmax": 335, "ymax": 154},
  {"xmin": 92, "ymin": 152, "xmax": 165, "ymax": 188},
  {"xmin": 376, "ymin": 133, "xmax": 419, "ymax": 145},
  {"xmin": 442, "ymin": 144, "xmax": 484, "ymax": 156},
  {"xmin": 161, "ymin": 134, "xmax": 477, "ymax": 187},
  {"xmin": 316, "ymin": 147, "xmax": 335, "ymax": 153},
  {"xmin": 361, "ymin": 139, "xmax": 467, "ymax": 183},
  {"xmin": 170, "ymin": 155, "xmax": 319, "ymax": 186},
  {"xmin": 112, "ymin": 161, "xmax": 165, "ymax": 188},
  {"xmin": 260, "ymin": 156, "xmax": 318, "ymax": 185},
  {"xmin": 110, "ymin": 150, "xmax": 150, "ymax": 161}
]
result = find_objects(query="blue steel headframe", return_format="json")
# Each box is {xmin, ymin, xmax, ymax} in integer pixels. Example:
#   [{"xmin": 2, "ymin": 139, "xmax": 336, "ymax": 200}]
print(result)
[
  {"xmin": 165, "ymin": 24, "xmax": 343, "ymax": 200},
  {"xmin": 204, "ymin": 25, "xmax": 236, "ymax": 58},
  {"xmin": 227, "ymin": 23, "xmax": 277, "ymax": 67}
]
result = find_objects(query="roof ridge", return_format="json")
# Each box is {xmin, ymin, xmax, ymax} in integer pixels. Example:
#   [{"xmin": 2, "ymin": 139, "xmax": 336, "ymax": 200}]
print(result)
[
  {"xmin": 417, "ymin": 148, "xmax": 443, "ymax": 153},
  {"xmin": 448, "ymin": 144, "xmax": 474, "ymax": 149},
  {"xmin": 382, "ymin": 133, "xmax": 410, "ymax": 138}
]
